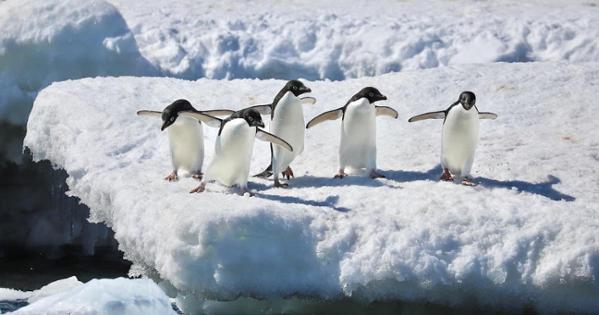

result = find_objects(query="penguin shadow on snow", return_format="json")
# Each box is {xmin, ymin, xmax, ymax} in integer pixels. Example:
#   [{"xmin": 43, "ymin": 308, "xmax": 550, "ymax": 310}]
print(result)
[
  {"xmin": 289, "ymin": 173, "xmax": 402, "ymax": 189},
  {"xmin": 386, "ymin": 164, "xmax": 575, "ymax": 202},
  {"xmin": 476, "ymin": 175, "xmax": 575, "ymax": 202},
  {"xmin": 248, "ymin": 181, "xmax": 350, "ymax": 212}
]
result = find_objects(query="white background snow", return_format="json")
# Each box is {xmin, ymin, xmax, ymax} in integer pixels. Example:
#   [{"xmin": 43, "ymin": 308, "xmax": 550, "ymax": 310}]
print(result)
[{"xmin": 23, "ymin": 62, "xmax": 599, "ymax": 314}]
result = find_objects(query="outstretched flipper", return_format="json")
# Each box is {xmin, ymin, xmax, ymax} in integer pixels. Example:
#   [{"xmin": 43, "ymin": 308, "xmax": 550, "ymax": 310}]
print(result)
[
  {"xmin": 201, "ymin": 109, "xmax": 236, "ymax": 117},
  {"xmin": 478, "ymin": 112, "xmax": 498, "ymax": 120},
  {"xmin": 306, "ymin": 108, "xmax": 343, "ymax": 129},
  {"xmin": 256, "ymin": 129, "xmax": 293, "ymax": 152},
  {"xmin": 408, "ymin": 111, "xmax": 446, "ymax": 123},
  {"xmin": 246, "ymin": 104, "xmax": 273, "ymax": 115},
  {"xmin": 136, "ymin": 110, "xmax": 162, "ymax": 118},
  {"xmin": 179, "ymin": 111, "xmax": 223, "ymax": 128},
  {"xmin": 301, "ymin": 96, "xmax": 317, "ymax": 105},
  {"xmin": 375, "ymin": 106, "xmax": 399, "ymax": 119}
]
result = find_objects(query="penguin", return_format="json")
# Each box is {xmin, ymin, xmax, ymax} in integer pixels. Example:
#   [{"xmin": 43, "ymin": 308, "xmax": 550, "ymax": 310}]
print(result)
[
  {"xmin": 407, "ymin": 91, "xmax": 497, "ymax": 185},
  {"xmin": 137, "ymin": 99, "xmax": 234, "ymax": 182},
  {"xmin": 179, "ymin": 108, "xmax": 293, "ymax": 195},
  {"xmin": 251, "ymin": 80, "xmax": 315, "ymax": 187},
  {"xmin": 306, "ymin": 87, "xmax": 398, "ymax": 179}
]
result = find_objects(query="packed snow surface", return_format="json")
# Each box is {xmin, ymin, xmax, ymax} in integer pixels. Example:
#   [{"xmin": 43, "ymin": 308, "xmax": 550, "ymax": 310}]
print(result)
[
  {"xmin": 3, "ymin": 0, "xmax": 599, "ymax": 124},
  {"xmin": 24, "ymin": 62, "xmax": 599, "ymax": 313},
  {"xmin": 6, "ymin": 277, "xmax": 176, "ymax": 315}
]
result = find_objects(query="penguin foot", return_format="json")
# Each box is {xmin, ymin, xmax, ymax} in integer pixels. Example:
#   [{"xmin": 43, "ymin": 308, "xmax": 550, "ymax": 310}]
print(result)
[
  {"xmin": 192, "ymin": 173, "xmax": 203, "ymax": 180},
  {"xmin": 369, "ymin": 170, "xmax": 386, "ymax": 179},
  {"xmin": 461, "ymin": 177, "xmax": 477, "ymax": 186},
  {"xmin": 334, "ymin": 171, "xmax": 347, "ymax": 179},
  {"xmin": 165, "ymin": 172, "xmax": 178, "ymax": 182},
  {"xmin": 440, "ymin": 169, "xmax": 453, "ymax": 182},
  {"xmin": 274, "ymin": 180, "xmax": 289, "ymax": 188},
  {"xmin": 282, "ymin": 167, "xmax": 294, "ymax": 180},
  {"xmin": 190, "ymin": 183, "xmax": 206, "ymax": 193}
]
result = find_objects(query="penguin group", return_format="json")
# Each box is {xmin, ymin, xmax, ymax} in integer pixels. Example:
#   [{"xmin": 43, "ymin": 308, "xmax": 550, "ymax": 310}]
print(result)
[{"xmin": 137, "ymin": 80, "xmax": 497, "ymax": 195}]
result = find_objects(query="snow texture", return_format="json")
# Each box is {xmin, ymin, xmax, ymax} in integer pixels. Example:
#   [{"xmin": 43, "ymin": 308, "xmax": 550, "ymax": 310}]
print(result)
[
  {"xmin": 0, "ymin": 277, "xmax": 82, "ymax": 303},
  {"xmin": 23, "ymin": 62, "xmax": 599, "ymax": 314},
  {"xmin": 7, "ymin": 277, "xmax": 176, "ymax": 315},
  {"xmin": 3, "ymin": 0, "xmax": 599, "ymax": 124},
  {"xmin": 0, "ymin": 0, "xmax": 155, "ymax": 125}
]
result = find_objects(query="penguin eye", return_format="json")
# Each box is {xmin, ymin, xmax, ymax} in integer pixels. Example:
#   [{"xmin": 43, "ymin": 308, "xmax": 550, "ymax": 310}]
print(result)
[
  {"xmin": 368, "ymin": 92, "xmax": 374, "ymax": 97},
  {"xmin": 170, "ymin": 116, "xmax": 175, "ymax": 122},
  {"xmin": 293, "ymin": 86, "xmax": 298, "ymax": 90},
  {"xmin": 248, "ymin": 116, "xmax": 254, "ymax": 121}
]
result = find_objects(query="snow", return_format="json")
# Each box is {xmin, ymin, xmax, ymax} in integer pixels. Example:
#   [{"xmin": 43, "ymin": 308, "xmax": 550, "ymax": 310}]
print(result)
[
  {"xmin": 3, "ymin": 0, "xmax": 599, "ymax": 125},
  {"xmin": 0, "ymin": 0, "xmax": 155, "ymax": 125},
  {"xmin": 0, "ymin": 277, "xmax": 83, "ymax": 304},
  {"xmin": 23, "ymin": 62, "xmax": 599, "ymax": 313},
  {"xmin": 6, "ymin": 277, "xmax": 176, "ymax": 315}
]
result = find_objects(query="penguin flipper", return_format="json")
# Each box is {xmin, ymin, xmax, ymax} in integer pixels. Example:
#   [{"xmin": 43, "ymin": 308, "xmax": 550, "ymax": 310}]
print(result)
[
  {"xmin": 301, "ymin": 96, "xmax": 317, "ymax": 105},
  {"xmin": 201, "ymin": 109, "xmax": 236, "ymax": 117},
  {"xmin": 179, "ymin": 111, "xmax": 222, "ymax": 128},
  {"xmin": 305, "ymin": 108, "xmax": 343, "ymax": 129},
  {"xmin": 246, "ymin": 104, "xmax": 272, "ymax": 115},
  {"xmin": 408, "ymin": 111, "xmax": 446, "ymax": 122},
  {"xmin": 256, "ymin": 129, "xmax": 293, "ymax": 152},
  {"xmin": 375, "ymin": 106, "xmax": 399, "ymax": 119},
  {"xmin": 478, "ymin": 112, "xmax": 498, "ymax": 120},
  {"xmin": 136, "ymin": 110, "xmax": 162, "ymax": 118}
]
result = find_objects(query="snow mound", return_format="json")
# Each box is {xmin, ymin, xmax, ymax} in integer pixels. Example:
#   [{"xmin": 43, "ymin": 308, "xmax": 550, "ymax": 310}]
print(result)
[
  {"xmin": 111, "ymin": 0, "xmax": 599, "ymax": 80},
  {"xmin": 0, "ymin": 0, "xmax": 155, "ymax": 125},
  {"xmin": 24, "ymin": 62, "xmax": 599, "ymax": 314},
  {"xmin": 10, "ymin": 278, "xmax": 176, "ymax": 315},
  {"xmin": 0, "ymin": 277, "xmax": 83, "ymax": 304}
]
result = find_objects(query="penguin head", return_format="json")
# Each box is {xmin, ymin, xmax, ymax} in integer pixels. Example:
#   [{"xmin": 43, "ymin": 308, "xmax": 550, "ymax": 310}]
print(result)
[
  {"xmin": 284, "ymin": 80, "xmax": 311, "ymax": 96},
  {"xmin": 458, "ymin": 91, "xmax": 476, "ymax": 110},
  {"xmin": 241, "ymin": 108, "xmax": 265, "ymax": 128},
  {"xmin": 352, "ymin": 87, "xmax": 387, "ymax": 104},
  {"xmin": 161, "ymin": 99, "xmax": 195, "ymax": 131}
]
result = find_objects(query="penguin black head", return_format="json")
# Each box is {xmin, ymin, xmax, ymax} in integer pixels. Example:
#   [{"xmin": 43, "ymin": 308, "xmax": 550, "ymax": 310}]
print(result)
[
  {"xmin": 161, "ymin": 99, "xmax": 195, "ymax": 131},
  {"xmin": 458, "ymin": 91, "xmax": 476, "ymax": 110},
  {"xmin": 284, "ymin": 80, "xmax": 311, "ymax": 96},
  {"xmin": 352, "ymin": 87, "xmax": 387, "ymax": 104},
  {"xmin": 240, "ymin": 108, "xmax": 265, "ymax": 128}
]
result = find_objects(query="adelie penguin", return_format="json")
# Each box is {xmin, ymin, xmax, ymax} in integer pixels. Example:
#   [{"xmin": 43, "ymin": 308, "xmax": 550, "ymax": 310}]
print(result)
[
  {"xmin": 180, "ymin": 108, "xmax": 293, "ymax": 196},
  {"xmin": 137, "ymin": 99, "xmax": 234, "ymax": 182},
  {"xmin": 251, "ymin": 80, "xmax": 316, "ymax": 187},
  {"xmin": 306, "ymin": 87, "xmax": 398, "ymax": 179},
  {"xmin": 408, "ymin": 91, "xmax": 497, "ymax": 186}
]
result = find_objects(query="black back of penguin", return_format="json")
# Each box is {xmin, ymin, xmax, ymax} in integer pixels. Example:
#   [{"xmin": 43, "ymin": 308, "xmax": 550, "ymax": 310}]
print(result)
[
  {"xmin": 341, "ymin": 87, "xmax": 387, "ymax": 119},
  {"xmin": 270, "ymin": 80, "xmax": 311, "ymax": 117},
  {"xmin": 161, "ymin": 99, "xmax": 196, "ymax": 130},
  {"xmin": 219, "ymin": 108, "xmax": 265, "ymax": 135}
]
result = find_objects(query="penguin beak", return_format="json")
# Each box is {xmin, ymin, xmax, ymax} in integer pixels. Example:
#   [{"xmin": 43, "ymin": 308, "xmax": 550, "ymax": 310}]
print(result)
[
  {"xmin": 161, "ymin": 121, "xmax": 171, "ymax": 131},
  {"xmin": 301, "ymin": 86, "xmax": 311, "ymax": 93},
  {"xmin": 378, "ymin": 95, "xmax": 388, "ymax": 101},
  {"xmin": 257, "ymin": 121, "xmax": 265, "ymax": 128}
]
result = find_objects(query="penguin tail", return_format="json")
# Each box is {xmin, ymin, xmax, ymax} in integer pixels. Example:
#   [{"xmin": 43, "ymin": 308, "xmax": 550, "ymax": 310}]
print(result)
[{"xmin": 253, "ymin": 164, "xmax": 273, "ymax": 178}]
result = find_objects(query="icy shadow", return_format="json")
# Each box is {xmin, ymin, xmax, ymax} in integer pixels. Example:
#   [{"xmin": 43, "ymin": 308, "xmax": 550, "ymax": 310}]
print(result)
[
  {"xmin": 249, "ymin": 182, "xmax": 350, "ymax": 212},
  {"xmin": 289, "ymin": 174, "xmax": 400, "ymax": 189},
  {"xmin": 476, "ymin": 175, "xmax": 575, "ymax": 202},
  {"xmin": 384, "ymin": 165, "xmax": 443, "ymax": 183}
]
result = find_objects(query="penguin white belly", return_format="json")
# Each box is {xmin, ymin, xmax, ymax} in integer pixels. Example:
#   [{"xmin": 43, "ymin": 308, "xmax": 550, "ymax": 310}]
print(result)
[
  {"xmin": 441, "ymin": 106, "xmax": 479, "ymax": 177},
  {"xmin": 339, "ymin": 99, "xmax": 377, "ymax": 172},
  {"xmin": 167, "ymin": 116, "xmax": 204, "ymax": 176},
  {"xmin": 205, "ymin": 119, "xmax": 255, "ymax": 188},
  {"xmin": 270, "ymin": 92, "xmax": 305, "ymax": 174}
]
